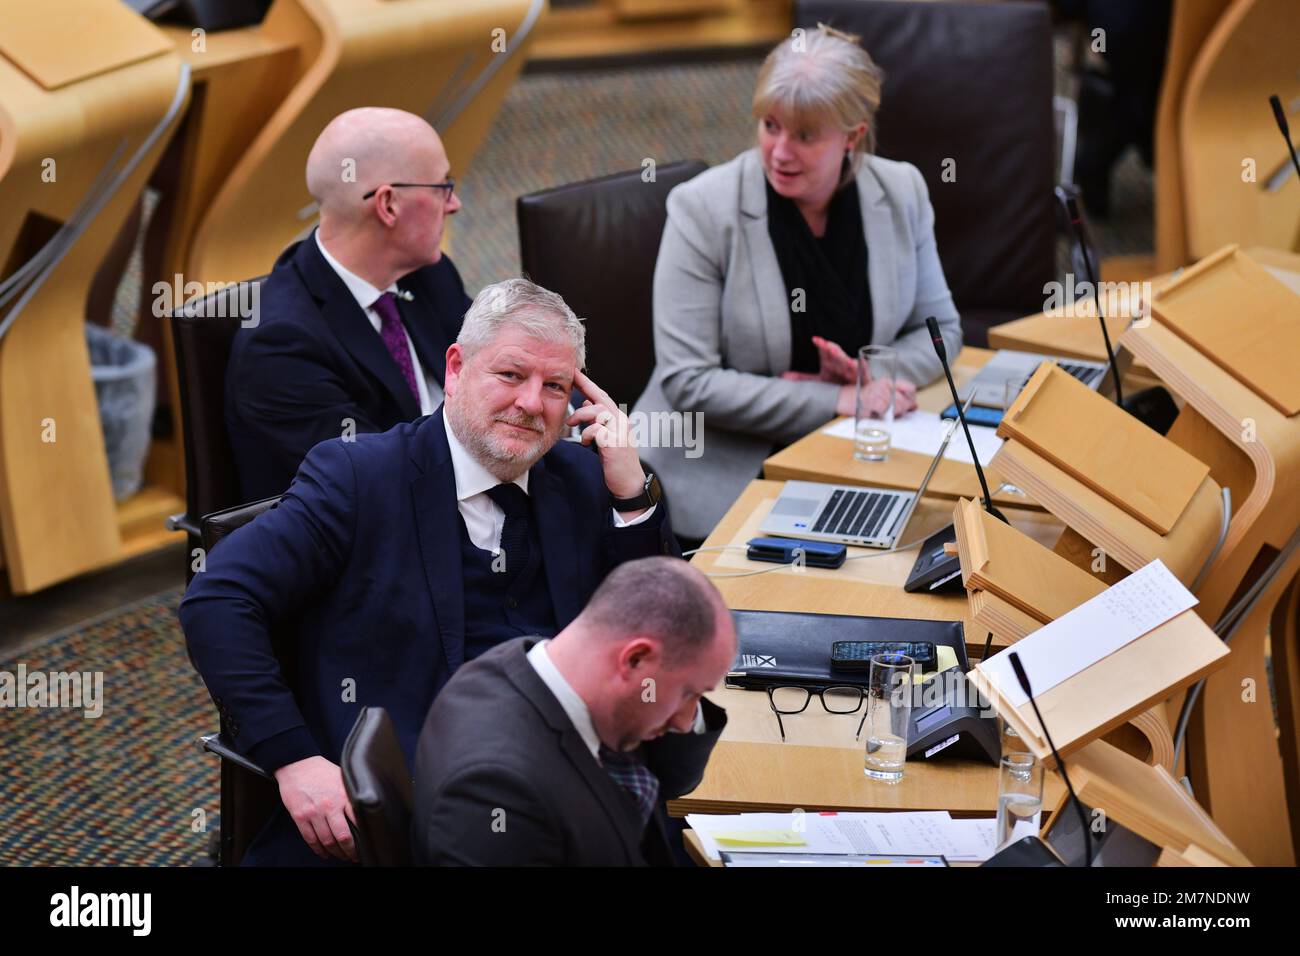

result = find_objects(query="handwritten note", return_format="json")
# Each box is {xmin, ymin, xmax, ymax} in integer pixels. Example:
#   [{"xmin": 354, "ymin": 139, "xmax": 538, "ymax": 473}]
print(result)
[{"xmin": 979, "ymin": 559, "xmax": 1198, "ymax": 708}]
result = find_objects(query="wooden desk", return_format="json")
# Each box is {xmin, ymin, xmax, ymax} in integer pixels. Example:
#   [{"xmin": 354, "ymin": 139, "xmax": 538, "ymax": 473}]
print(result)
[
  {"xmin": 762, "ymin": 347, "xmax": 1035, "ymax": 509},
  {"xmin": 667, "ymin": 479, "xmax": 1067, "ymax": 818},
  {"xmin": 987, "ymin": 247, "xmax": 1300, "ymax": 364}
]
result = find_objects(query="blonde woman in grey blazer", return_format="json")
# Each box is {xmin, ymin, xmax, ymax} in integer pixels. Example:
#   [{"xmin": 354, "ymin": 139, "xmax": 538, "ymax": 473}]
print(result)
[{"xmin": 633, "ymin": 26, "xmax": 962, "ymax": 541}]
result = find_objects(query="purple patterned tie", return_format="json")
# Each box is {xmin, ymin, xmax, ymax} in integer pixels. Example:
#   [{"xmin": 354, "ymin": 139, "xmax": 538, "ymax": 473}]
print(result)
[
  {"xmin": 599, "ymin": 746, "xmax": 660, "ymax": 826},
  {"xmin": 372, "ymin": 292, "xmax": 420, "ymax": 403}
]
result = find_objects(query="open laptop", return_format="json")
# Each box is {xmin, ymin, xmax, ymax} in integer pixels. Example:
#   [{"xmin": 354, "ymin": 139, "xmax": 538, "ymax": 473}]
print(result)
[
  {"xmin": 758, "ymin": 413, "xmax": 961, "ymax": 549},
  {"xmin": 961, "ymin": 349, "xmax": 1107, "ymax": 408}
]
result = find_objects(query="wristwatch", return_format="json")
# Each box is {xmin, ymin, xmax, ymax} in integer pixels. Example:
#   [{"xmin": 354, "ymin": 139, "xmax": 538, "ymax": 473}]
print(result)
[{"xmin": 611, "ymin": 472, "xmax": 662, "ymax": 512}]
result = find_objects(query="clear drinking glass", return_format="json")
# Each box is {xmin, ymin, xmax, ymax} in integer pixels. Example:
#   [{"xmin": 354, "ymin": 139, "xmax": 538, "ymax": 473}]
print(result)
[
  {"xmin": 862, "ymin": 652, "xmax": 914, "ymax": 782},
  {"xmin": 991, "ymin": 376, "xmax": 1033, "ymax": 498},
  {"xmin": 854, "ymin": 345, "xmax": 898, "ymax": 461},
  {"xmin": 996, "ymin": 752, "xmax": 1045, "ymax": 849},
  {"xmin": 1002, "ymin": 375, "xmax": 1032, "ymax": 412}
]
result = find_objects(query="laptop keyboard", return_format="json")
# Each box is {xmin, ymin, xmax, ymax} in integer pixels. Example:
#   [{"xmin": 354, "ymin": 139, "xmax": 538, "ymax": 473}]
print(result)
[
  {"xmin": 811, "ymin": 489, "xmax": 898, "ymax": 540},
  {"xmin": 1057, "ymin": 361, "xmax": 1105, "ymax": 386}
]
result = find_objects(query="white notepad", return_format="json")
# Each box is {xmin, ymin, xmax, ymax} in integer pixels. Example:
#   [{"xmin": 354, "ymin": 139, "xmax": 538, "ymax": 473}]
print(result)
[{"xmin": 823, "ymin": 410, "xmax": 1003, "ymax": 465}]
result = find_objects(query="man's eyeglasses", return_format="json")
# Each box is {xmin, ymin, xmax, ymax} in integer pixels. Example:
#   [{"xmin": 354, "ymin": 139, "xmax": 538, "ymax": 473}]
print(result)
[
  {"xmin": 362, "ymin": 179, "xmax": 456, "ymax": 201},
  {"xmin": 766, "ymin": 684, "xmax": 869, "ymax": 742}
]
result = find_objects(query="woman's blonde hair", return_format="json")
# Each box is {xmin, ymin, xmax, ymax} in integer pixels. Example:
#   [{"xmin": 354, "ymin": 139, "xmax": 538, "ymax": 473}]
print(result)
[{"xmin": 751, "ymin": 24, "xmax": 885, "ymax": 188}]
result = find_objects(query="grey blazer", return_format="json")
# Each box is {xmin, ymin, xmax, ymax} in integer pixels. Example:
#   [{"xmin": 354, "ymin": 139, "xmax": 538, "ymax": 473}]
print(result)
[{"xmin": 632, "ymin": 149, "xmax": 962, "ymax": 540}]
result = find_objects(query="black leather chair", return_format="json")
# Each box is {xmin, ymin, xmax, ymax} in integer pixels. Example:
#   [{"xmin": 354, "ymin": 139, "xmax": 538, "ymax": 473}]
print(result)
[
  {"xmin": 191, "ymin": 495, "xmax": 287, "ymax": 867},
  {"xmin": 168, "ymin": 277, "xmax": 266, "ymax": 578},
  {"xmin": 796, "ymin": 1, "xmax": 1057, "ymax": 347},
  {"xmin": 517, "ymin": 160, "xmax": 708, "ymax": 407},
  {"xmin": 341, "ymin": 707, "xmax": 413, "ymax": 866}
]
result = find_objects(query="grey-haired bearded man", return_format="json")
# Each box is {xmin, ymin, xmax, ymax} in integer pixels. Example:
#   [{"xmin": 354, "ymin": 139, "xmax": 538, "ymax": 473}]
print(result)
[{"xmin": 180, "ymin": 278, "xmax": 679, "ymax": 866}]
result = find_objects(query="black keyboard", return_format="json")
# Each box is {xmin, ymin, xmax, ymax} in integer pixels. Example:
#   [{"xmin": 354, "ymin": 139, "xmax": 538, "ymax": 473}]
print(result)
[{"xmin": 811, "ymin": 489, "xmax": 900, "ymax": 540}]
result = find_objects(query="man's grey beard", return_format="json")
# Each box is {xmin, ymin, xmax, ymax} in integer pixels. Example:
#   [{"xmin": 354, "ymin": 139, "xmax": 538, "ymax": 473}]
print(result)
[{"xmin": 446, "ymin": 399, "xmax": 557, "ymax": 483}]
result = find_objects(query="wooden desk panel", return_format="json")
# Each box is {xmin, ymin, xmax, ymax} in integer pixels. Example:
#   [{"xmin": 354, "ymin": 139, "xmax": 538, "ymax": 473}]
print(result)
[{"xmin": 763, "ymin": 348, "xmax": 1036, "ymax": 509}]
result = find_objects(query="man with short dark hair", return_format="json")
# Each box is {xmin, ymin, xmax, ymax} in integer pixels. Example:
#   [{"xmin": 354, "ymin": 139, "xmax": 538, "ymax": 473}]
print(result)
[{"xmin": 411, "ymin": 557, "xmax": 735, "ymax": 866}]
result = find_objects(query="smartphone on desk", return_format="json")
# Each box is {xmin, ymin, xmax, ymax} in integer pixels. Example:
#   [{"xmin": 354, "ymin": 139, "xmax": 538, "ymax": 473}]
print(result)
[{"xmin": 940, "ymin": 403, "xmax": 1003, "ymax": 428}]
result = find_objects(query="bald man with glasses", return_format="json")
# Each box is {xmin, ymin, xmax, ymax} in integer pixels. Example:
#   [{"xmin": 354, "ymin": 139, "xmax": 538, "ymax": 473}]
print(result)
[{"xmin": 225, "ymin": 107, "xmax": 473, "ymax": 502}]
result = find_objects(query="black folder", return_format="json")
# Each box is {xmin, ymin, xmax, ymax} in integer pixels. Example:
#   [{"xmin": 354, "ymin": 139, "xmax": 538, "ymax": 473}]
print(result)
[{"xmin": 727, "ymin": 609, "xmax": 968, "ymax": 690}]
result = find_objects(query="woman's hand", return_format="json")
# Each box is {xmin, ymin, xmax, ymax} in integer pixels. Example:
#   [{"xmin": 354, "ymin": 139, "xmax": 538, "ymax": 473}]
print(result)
[
  {"xmin": 779, "ymin": 335, "xmax": 859, "ymax": 385},
  {"xmin": 832, "ymin": 377, "xmax": 920, "ymax": 418}
]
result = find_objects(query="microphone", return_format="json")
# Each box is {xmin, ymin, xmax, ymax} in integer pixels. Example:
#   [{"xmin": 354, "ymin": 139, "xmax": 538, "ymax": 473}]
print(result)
[
  {"xmin": 396, "ymin": 289, "xmax": 415, "ymax": 302},
  {"xmin": 1270, "ymin": 94, "xmax": 1300, "ymax": 184},
  {"xmin": 925, "ymin": 316, "xmax": 1007, "ymax": 524},
  {"xmin": 1055, "ymin": 186, "xmax": 1123, "ymax": 407},
  {"xmin": 1008, "ymin": 651, "xmax": 1094, "ymax": 867}
]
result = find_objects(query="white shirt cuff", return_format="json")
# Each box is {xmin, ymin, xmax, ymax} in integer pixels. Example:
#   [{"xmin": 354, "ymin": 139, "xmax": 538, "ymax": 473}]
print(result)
[{"xmin": 611, "ymin": 503, "xmax": 657, "ymax": 527}]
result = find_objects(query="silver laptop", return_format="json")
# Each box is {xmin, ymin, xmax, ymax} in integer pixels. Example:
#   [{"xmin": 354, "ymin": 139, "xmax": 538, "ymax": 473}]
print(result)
[
  {"xmin": 962, "ymin": 350, "xmax": 1107, "ymax": 408},
  {"xmin": 759, "ymin": 414, "xmax": 960, "ymax": 549}
]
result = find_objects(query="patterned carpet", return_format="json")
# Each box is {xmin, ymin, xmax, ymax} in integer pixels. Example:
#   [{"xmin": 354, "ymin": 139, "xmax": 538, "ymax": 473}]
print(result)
[{"xmin": 0, "ymin": 588, "xmax": 216, "ymax": 866}]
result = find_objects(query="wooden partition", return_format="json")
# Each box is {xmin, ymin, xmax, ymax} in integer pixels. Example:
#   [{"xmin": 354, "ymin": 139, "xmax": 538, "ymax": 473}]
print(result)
[
  {"xmin": 0, "ymin": 2, "xmax": 189, "ymax": 594},
  {"xmin": 1179, "ymin": 0, "xmax": 1300, "ymax": 261}
]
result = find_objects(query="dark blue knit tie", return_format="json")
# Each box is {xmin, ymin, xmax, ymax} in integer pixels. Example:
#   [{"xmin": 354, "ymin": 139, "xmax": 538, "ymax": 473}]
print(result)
[
  {"xmin": 599, "ymin": 746, "xmax": 660, "ymax": 827},
  {"xmin": 485, "ymin": 483, "xmax": 530, "ymax": 585}
]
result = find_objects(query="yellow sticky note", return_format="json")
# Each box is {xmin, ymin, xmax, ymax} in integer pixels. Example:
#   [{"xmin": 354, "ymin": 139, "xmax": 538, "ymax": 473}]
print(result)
[{"xmin": 713, "ymin": 830, "xmax": 808, "ymax": 847}]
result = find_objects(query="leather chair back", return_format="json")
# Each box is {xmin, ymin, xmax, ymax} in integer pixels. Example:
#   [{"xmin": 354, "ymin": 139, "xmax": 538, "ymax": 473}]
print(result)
[
  {"xmin": 341, "ymin": 707, "xmax": 414, "ymax": 867},
  {"xmin": 172, "ymin": 278, "xmax": 266, "ymax": 538},
  {"xmin": 517, "ymin": 161, "xmax": 708, "ymax": 406},
  {"xmin": 796, "ymin": 1, "xmax": 1056, "ymax": 346}
]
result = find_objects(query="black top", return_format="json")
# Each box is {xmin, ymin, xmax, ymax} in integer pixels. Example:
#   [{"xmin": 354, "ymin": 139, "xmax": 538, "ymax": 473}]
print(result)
[{"xmin": 765, "ymin": 178, "xmax": 873, "ymax": 374}]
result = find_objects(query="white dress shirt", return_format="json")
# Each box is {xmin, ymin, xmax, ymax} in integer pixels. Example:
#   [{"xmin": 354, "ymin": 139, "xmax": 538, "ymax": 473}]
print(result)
[
  {"xmin": 314, "ymin": 229, "xmax": 443, "ymax": 414},
  {"xmin": 526, "ymin": 639, "xmax": 705, "ymax": 754},
  {"xmin": 442, "ymin": 415, "xmax": 656, "ymax": 553},
  {"xmin": 527, "ymin": 640, "xmax": 602, "ymax": 759}
]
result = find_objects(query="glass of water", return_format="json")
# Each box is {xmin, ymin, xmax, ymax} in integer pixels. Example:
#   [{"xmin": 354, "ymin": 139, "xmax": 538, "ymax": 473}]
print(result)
[
  {"xmin": 996, "ymin": 752, "xmax": 1044, "ymax": 849},
  {"xmin": 1002, "ymin": 375, "xmax": 1032, "ymax": 413},
  {"xmin": 854, "ymin": 345, "xmax": 898, "ymax": 461},
  {"xmin": 862, "ymin": 652, "xmax": 914, "ymax": 782}
]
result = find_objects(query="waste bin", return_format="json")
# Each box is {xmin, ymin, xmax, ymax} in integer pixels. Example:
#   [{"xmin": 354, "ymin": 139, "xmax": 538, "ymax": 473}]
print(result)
[{"xmin": 86, "ymin": 323, "xmax": 156, "ymax": 502}]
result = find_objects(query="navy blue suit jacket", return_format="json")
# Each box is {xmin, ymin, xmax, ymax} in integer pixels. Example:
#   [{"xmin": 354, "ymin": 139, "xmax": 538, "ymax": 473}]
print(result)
[
  {"xmin": 226, "ymin": 232, "xmax": 471, "ymax": 501},
  {"xmin": 178, "ymin": 409, "xmax": 679, "ymax": 864}
]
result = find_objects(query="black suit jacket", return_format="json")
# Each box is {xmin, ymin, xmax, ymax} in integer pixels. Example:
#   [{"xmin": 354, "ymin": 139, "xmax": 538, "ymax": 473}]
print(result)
[
  {"xmin": 411, "ymin": 637, "xmax": 726, "ymax": 866},
  {"xmin": 225, "ymin": 231, "xmax": 471, "ymax": 501}
]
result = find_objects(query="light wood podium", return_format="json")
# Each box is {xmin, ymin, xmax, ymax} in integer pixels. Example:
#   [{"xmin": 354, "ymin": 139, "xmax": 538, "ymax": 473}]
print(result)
[
  {"xmin": 0, "ymin": 1, "xmax": 189, "ymax": 593},
  {"xmin": 1047, "ymin": 738, "xmax": 1251, "ymax": 867},
  {"xmin": 1119, "ymin": 244, "xmax": 1300, "ymax": 866},
  {"xmin": 953, "ymin": 497, "xmax": 1179, "ymax": 771},
  {"xmin": 991, "ymin": 362, "xmax": 1225, "ymax": 587}
]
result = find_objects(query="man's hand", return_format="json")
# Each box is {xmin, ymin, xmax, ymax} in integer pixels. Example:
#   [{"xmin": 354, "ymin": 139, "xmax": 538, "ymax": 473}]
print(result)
[
  {"xmin": 566, "ymin": 369, "xmax": 646, "ymax": 517},
  {"xmin": 274, "ymin": 755, "xmax": 358, "ymax": 862}
]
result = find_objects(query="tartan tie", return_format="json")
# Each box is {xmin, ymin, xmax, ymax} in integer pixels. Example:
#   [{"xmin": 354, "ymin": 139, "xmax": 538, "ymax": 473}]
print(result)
[
  {"xmin": 485, "ymin": 483, "xmax": 530, "ymax": 585},
  {"xmin": 599, "ymin": 746, "xmax": 660, "ymax": 827},
  {"xmin": 372, "ymin": 292, "xmax": 420, "ymax": 403}
]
